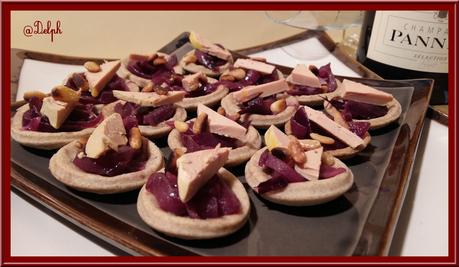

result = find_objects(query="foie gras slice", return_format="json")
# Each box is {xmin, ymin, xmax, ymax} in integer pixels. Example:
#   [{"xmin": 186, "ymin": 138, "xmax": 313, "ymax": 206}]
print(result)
[
  {"xmin": 189, "ymin": 31, "xmax": 232, "ymax": 61},
  {"xmin": 177, "ymin": 147, "xmax": 230, "ymax": 202},
  {"xmin": 294, "ymin": 146, "xmax": 323, "ymax": 181},
  {"xmin": 40, "ymin": 96, "xmax": 76, "ymax": 129},
  {"xmin": 287, "ymin": 64, "xmax": 321, "ymax": 88},
  {"xmin": 339, "ymin": 79, "xmax": 393, "ymax": 106},
  {"xmin": 233, "ymin": 79, "xmax": 289, "ymax": 103},
  {"xmin": 303, "ymin": 106, "xmax": 364, "ymax": 149},
  {"xmin": 85, "ymin": 60, "xmax": 121, "ymax": 97},
  {"xmin": 112, "ymin": 90, "xmax": 186, "ymax": 107},
  {"xmin": 233, "ymin": 58, "xmax": 275, "ymax": 75},
  {"xmin": 85, "ymin": 113, "xmax": 128, "ymax": 159},
  {"xmin": 264, "ymin": 125, "xmax": 291, "ymax": 151},
  {"xmin": 197, "ymin": 104, "xmax": 247, "ymax": 140}
]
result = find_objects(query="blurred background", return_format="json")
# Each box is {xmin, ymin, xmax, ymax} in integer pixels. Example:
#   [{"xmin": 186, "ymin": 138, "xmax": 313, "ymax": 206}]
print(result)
[{"xmin": 12, "ymin": 11, "xmax": 314, "ymax": 58}]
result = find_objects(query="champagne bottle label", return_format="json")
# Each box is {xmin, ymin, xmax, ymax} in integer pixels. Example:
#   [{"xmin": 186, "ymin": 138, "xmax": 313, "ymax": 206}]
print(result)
[{"xmin": 367, "ymin": 11, "xmax": 448, "ymax": 73}]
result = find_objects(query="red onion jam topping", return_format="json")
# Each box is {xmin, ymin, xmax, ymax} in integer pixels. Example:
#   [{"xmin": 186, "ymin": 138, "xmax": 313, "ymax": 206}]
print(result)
[
  {"xmin": 73, "ymin": 144, "xmax": 149, "ymax": 177},
  {"xmin": 330, "ymin": 98, "xmax": 389, "ymax": 120},
  {"xmin": 256, "ymin": 150, "xmax": 346, "ymax": 194},
  {"xmin": 66, "ymin": 74, "xmax": 129, "ymax": 105},
  {"xmin": 113, "ymin": 102, "xmax": 175, "ymax": 130},
  {"xmin": 146, "ymin": 169, "xmax": 241, "ymax": 219},
  {"xmin": 238, "ymin": 96, "xmax": 276, "ymax": 115},
  {"xmin": 289, "ymin": 108, "xmax": 370, "ymax": 151},
  {"xmin": 287, "ymin": 63, "xmax": 337, "ymax": 96},
  {"xmin": 22, "ymin": 97, "xmax": 102, "ymax": 132},
  {"xmin": 176, "ymin": 122, "xmax": 239, "ymax": 153},
  {"xmin": 194, "ymin": 49, "xmax": 227, "ymax": 70}
]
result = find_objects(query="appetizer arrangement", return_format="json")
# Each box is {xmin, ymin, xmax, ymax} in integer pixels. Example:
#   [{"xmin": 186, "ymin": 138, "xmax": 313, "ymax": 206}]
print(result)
[
  {"xmin": 50, "ymin": 113, "xmax": 163, "ymax": 194},
  {"xmin": 286, "ymin": 63, "xmax": 342, "ymax": 106},
  {"xmin": 137, "ymin": 147, "xmax": 250, "ymax": 239},
  {"xmin": 11, "ymin": 31, "xmax": 405, "ymax": 243},
  {"xmin": 245, "ymin": 125, "xmax": 353, "ymax": 206},
  {"xmin": 168, "ymin": 103, "xmax": 261, "ymax": 166},
  {"xmin": 221, "ymin": 79, "xmax": 299, "ymax": 128},
  {"xmin": 323, "ymin": 79, "xmax": 402, "ymax": 130}
]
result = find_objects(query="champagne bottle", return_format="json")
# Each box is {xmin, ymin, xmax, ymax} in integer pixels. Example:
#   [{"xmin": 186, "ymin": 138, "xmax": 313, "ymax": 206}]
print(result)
[{"xmin": 357, "ymin": 11, "xmax": 448, "ymax": 104}]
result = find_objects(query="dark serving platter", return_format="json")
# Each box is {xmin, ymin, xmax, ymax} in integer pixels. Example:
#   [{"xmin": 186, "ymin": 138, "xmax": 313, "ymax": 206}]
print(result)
[{"xmin": 10, "ymin": 31, "xmax": 433, "ymax": 256}]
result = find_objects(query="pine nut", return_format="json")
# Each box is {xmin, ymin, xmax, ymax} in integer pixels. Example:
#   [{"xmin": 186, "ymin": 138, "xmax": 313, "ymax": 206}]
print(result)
[
  {"xmin": 228, "ymin": 68, "xmax": 246, "ymax": 80},
  {"xmin": 174, "ymin": 121, "xmax": 189, "ymax": 133},
  {"xmin": 288, "ymin": 136, "xmax": 306, "ymax": 165},
  {"xmin": 310, "ymin": 133, "xmax": 335, "ymax": 145},
  {"xmin": 299, "ymin": 139, "xmax": 321, "ymax": 150},
  {"xmin": 142, "ymin": 82, "xmax": 154, "ymax": 92},
  {"xmin": 270, "ymin": 99, "xmax": 287, "ymax": 114},
  {"xmin": 217, "ymin": 107, "xmax": 226, "ymax": 116},
  {"xmin": 321, "ymin": 151, "xmax": 335, "ymax": 166},
  {"xmin": 182, "ymin": 53, "xmax": 197, "ymax": 64},
  {"xmin": 220, "ymin": 74, "xmax": 235, "ymax": 81},
  {"xmin": 129, "ymin": 127, "xmax": 142, "ymax": 149},
  {"xmin": 193, "ymin": 113, "xmax": 208, "ymax": 134},
  {"xmin": 84, "ymin": 61, "xmax": 101, "ymax": 72},
  {"xmin": 51, "ymin": 85, "xmax": 80, "ymax": 103},
  {"xmin": 23, "ymin": 91, "xmax": 47, "ymax": 102}
]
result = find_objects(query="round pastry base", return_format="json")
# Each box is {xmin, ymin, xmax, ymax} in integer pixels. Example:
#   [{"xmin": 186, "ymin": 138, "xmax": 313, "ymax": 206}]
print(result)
[
  {"xmin": 11, "ymin": 104, "xmax": 96, "ymax": 150},
  {"xmin": 221, "ymin": 94, "xmax": 298, "ymax": 129},
  {"xmin": 137, "ymin": 168, "xmax": 250, "ymax": 240},
  {"xmin": 245, "ymin": 147, "xmax": 354, "ymax": 206},
  {"xmin": 323, "ymin": 98, "xmax": 402, "ymax": 130},
  {"xmin": 49, "ymin": 138, "xmax": 163, "ymax": 194},
  {"xmin": 167, "ymin": 125, "xmax": 261, "ymax": 167}
]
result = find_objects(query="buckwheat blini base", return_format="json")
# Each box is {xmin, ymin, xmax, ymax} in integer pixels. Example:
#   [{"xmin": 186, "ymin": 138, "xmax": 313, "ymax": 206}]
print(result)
[
  {"xmin": 176, "ymin": 85, "xmax": 229, "ymax": 110},
  {"xmin": 245, "ymin": 148, "xmax": 354, "ymax": 206},
  {"xmin": 287, "ymin": 76, "xmax": 343, "ymax": 106},
  {"xmin": 102, "ymin": 100, "xmax": 187, "ymax": 138},
  {"xmin": 221, "ymin": 94, "xmax": 298, "ymax": 129},
  {"xmin": 179, "ymin": 50, "xmax": 233, "ymax": 77},
  {"xmin": 167, "ymin": 124, "xmax": 262, "ymax": 167},
  {"xmin": 284, "ymin": 120, "xmax": 372, "ymax": 159},
  {"xmin": 49, "ymin": 138, "xmax": 163, "ymax": 194},
  {"xmin": 11, "ymin": 104, "xmax": 98, "ymax": 150},
  {"xmin": 323, "ymin": 98, "xmax": 402, "ymax": 130},
  {"xmin": 137, "ymin": 168, "xmax": 250, "ymax": 240}
]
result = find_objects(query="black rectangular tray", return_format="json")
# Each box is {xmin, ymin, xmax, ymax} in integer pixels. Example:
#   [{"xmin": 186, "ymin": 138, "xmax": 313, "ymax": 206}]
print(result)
[{"xmin": 10, "ymin": 31, "xmax": 433, "ymax": 256}]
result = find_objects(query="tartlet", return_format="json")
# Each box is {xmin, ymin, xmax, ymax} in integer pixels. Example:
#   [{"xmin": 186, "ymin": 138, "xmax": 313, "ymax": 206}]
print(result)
[
  {"xmin": 118, "ymin": 52, "xmax": 182, "ymax": 88},
  {"xmin": 137, "ymin": 168, "xmax": 250, "ymax": 239},
  {"xmin": 49, "ymin": 113, "xmax": 163, "ymax": 194},
  {"xmin": 285, "ymin": 63, "xmax": 342, "ymax": 106},
  {"xmin": 103, "ymin": 87, "xmax": 188, "ymax": 138},
  {"xmin": 179, "ymin": 32, "xmax": 233, "ymax": 77},
  {"xmin": 11, "ymin": 98, "xmax": 102, "ymax": 150},
  {"xmin": 323, "ymin": 79, "xmax": 402, "ymax": 130},
  {"xmin": 137, "ymin": 147, "xmax": 250, "ymax": 239},
  {"xmin": 323, "ymin": 98, "xmax": 402, "ymax": 130},
  {"xmin": 220, "ymin": 79, "xmax": 299, "ymax": 129},
  {"xmin": 245, "ymin": 147, "xmax": 354, "ymax": 206},
  {"xmin": 167, "ymin": 103, "xmax": 261, "ymax": 166},
  {"xmin": 50, "ymin": 137, "xmax": 163, "ymax": 194},
  {"xmin": 285, "ymin": 106, "xmax": 371, "ymax": 159}
]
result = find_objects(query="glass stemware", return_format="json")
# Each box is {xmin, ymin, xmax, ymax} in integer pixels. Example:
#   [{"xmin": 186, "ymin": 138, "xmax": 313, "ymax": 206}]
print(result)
[{"xmin": 265, "ymin": 11, "xmax": 364, "ymax": 60}]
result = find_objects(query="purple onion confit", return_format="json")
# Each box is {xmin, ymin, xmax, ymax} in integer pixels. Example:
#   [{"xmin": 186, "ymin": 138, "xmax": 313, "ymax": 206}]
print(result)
[{"xmin": 146, "ymin": 171, "xmax": 241, "ymax": 219}]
